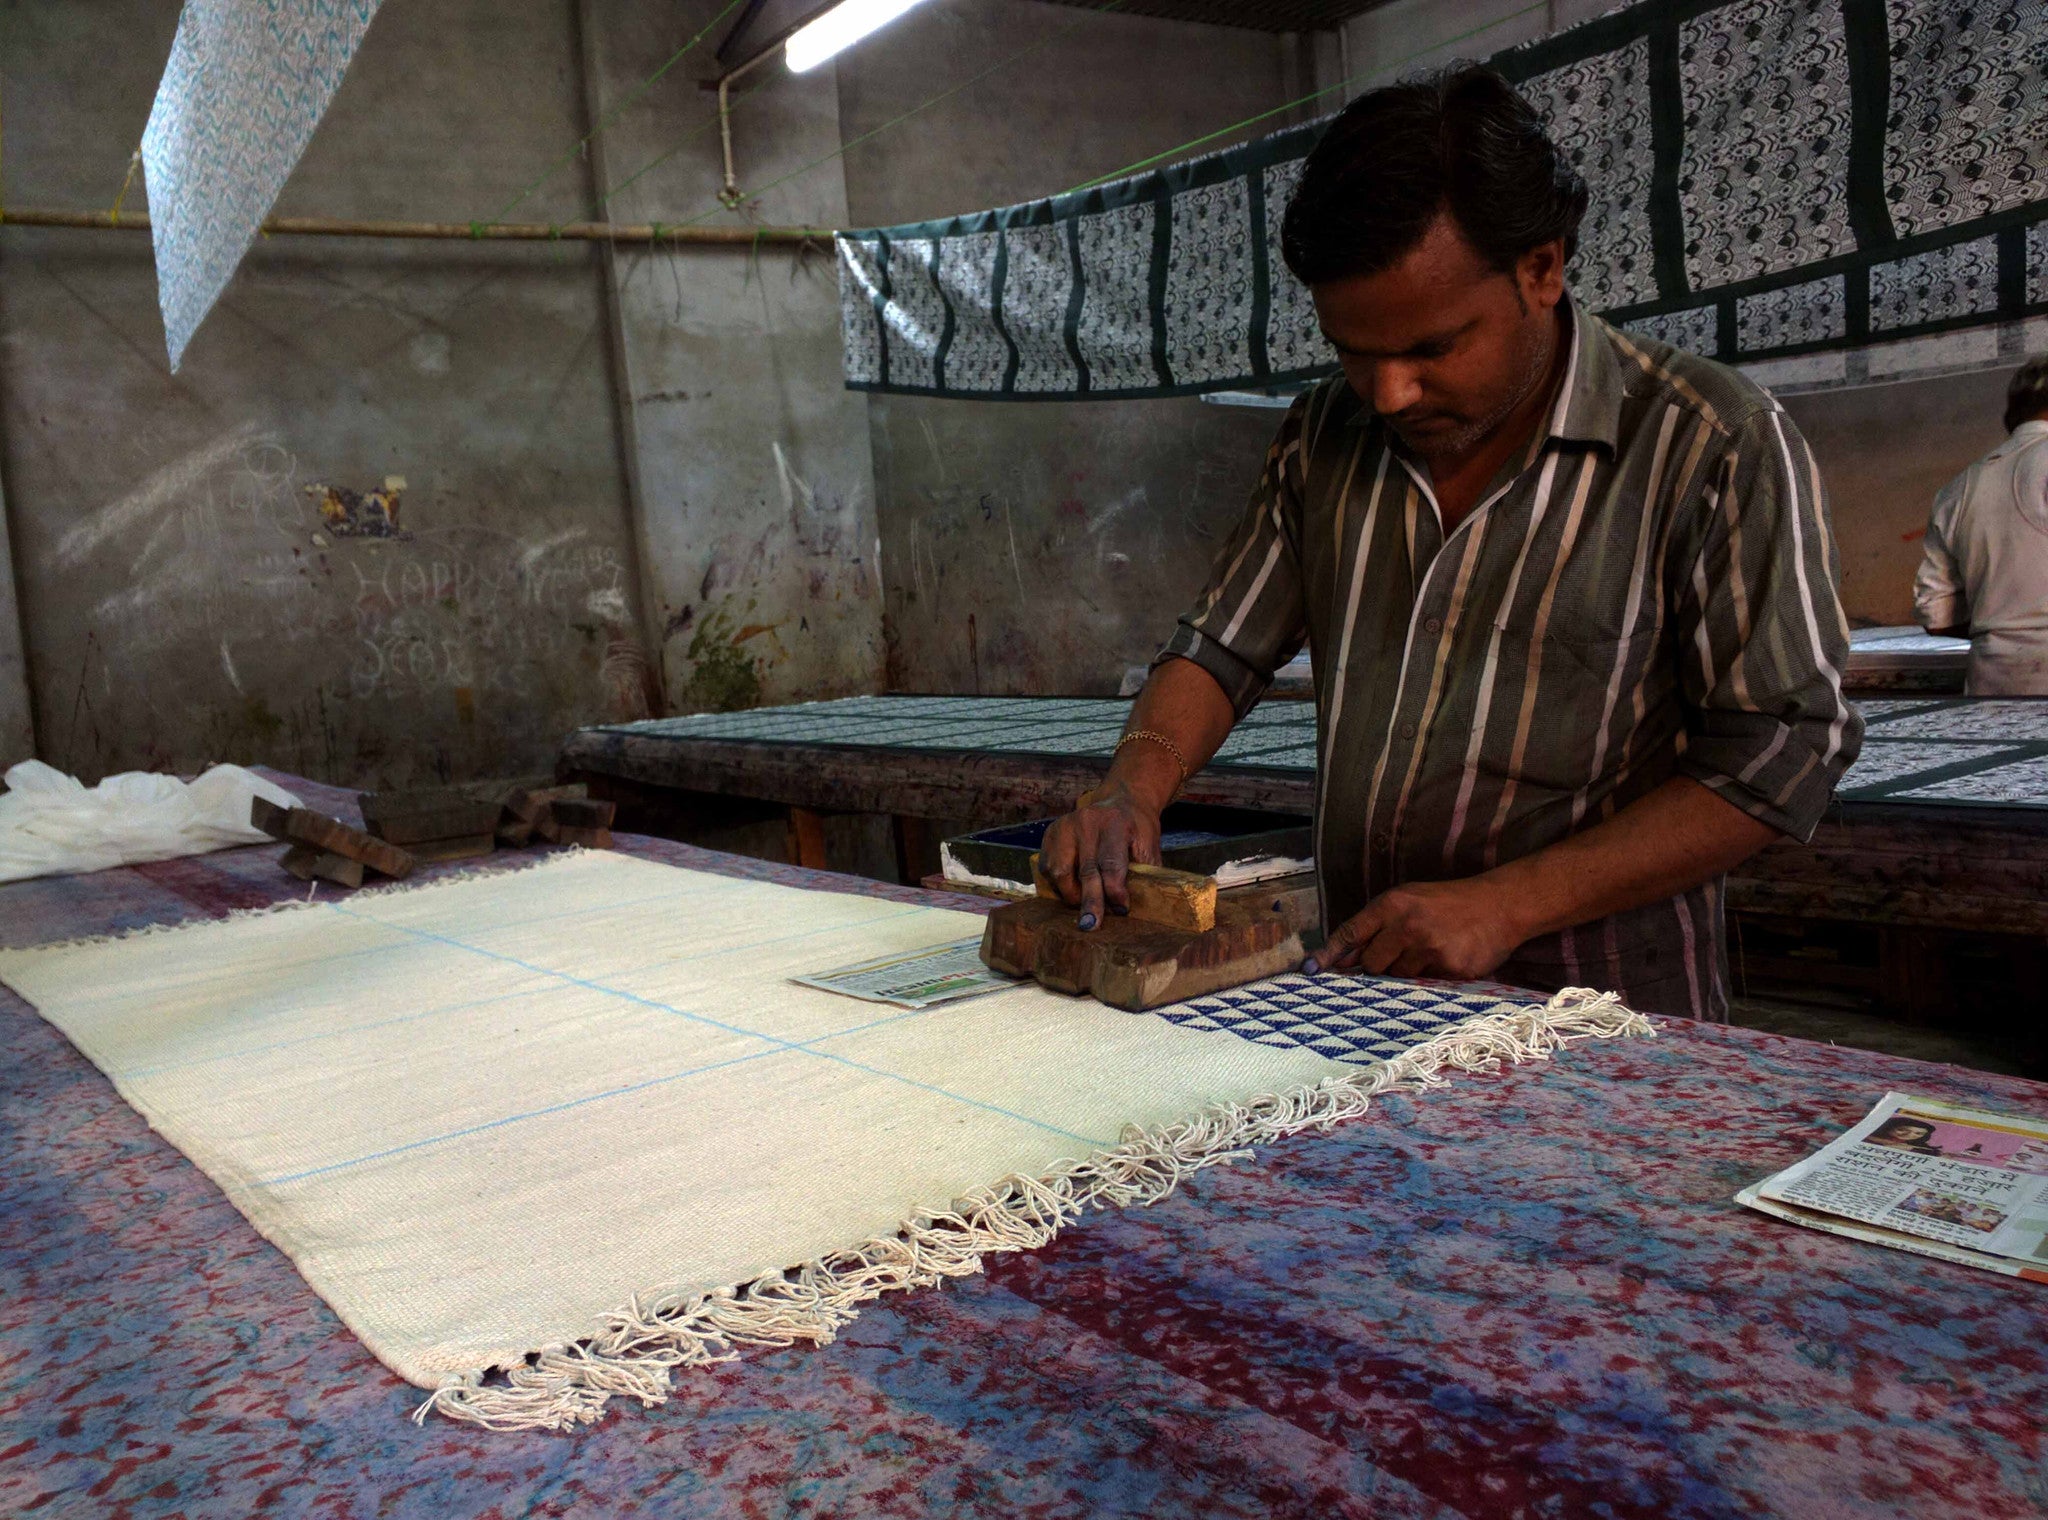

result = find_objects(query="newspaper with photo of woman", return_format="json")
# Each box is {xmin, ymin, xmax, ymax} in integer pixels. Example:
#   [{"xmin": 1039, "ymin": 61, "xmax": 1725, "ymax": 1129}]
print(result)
[{"xmin": 1739, "ymin": 1093, "xmax": 2048, "ymax": 1281}]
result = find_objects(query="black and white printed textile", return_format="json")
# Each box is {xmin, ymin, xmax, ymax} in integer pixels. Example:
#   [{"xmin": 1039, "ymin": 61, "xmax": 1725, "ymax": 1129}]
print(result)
[{"xmin": 839, "ymin": 0, "xmax": 2047, "ymax": 400}]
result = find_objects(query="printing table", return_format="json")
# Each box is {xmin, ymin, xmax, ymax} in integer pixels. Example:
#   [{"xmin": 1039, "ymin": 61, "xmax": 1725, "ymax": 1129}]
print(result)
[{"xmin": 2, "ymin": 769, "xmax": 2042, "ymax": 1517}]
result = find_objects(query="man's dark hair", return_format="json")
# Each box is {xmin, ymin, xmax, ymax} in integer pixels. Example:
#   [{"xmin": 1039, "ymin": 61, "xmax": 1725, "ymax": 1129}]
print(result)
[
  {"xmin": 2006, "ymin": 356, "xmax": 2048, "ymax": 433},
  {"xmin": 1281, "ymin": 64, "xmax": 1589, "ymax": 286}
]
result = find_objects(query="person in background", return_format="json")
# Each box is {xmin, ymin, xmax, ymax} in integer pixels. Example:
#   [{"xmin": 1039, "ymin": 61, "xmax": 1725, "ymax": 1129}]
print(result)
[{"xmin": 1915, "ymin": 358, "xmax": 2048, "ymax": 695}]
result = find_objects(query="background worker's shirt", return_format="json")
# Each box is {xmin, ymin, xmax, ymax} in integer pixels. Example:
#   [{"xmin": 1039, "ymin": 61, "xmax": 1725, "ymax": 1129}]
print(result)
[
  {"xmin": 1159, "ymin": 305, "xmax": 1861, "ymax": 1020},
  {"xmin": 1914, "ymin": 420, "xmax": 2048, "ymax": 695}
]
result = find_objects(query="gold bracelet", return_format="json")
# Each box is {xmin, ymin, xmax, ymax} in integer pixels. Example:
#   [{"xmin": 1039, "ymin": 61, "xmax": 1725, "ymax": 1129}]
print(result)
[{"xmin": 1114, "ymin": 729, "xmax": 1190, "ymax": 797}]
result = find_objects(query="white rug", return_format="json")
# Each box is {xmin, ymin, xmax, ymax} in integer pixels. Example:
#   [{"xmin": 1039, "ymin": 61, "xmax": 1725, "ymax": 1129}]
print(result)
[{"xmin": 0, "ymin": 851, "xmax": 1647, "ymax": 1430}]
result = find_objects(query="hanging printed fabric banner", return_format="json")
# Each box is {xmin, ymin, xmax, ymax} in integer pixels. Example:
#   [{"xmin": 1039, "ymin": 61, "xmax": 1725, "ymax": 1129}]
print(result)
[
  {"xmin": 839, "ymin": 0, "xmax": 2048, "ymax": 400},
  {"xmin": 142, "ymin": 0, "xmax": 387, "ymax": 369}
]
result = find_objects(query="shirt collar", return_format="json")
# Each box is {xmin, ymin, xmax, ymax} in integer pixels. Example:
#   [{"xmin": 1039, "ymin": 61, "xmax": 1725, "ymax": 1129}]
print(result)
[
  {"xmin": 1343, "ymin": 294, "xmax": 1624, "ymax": 455},
  {"xmin": 1546, "ymin": 296, "xmax": 1624, "ymax": 454},
  {"xmin": 2013, "ymin": 419, "xmax": 2048, "ymax": 443}
]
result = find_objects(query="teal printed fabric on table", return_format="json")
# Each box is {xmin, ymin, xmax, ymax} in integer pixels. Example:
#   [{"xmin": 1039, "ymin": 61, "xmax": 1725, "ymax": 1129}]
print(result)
[
  {"xmin": 142, "ymin": 0, "xmax": 386, "ymax": 368},
  {"xmin": 588, "ymin": 693, "xmax": 2048, "ymax": 807},
  {"xmin": 838, "ymin": 0, "xmax": 2048, "ymax": 399}
]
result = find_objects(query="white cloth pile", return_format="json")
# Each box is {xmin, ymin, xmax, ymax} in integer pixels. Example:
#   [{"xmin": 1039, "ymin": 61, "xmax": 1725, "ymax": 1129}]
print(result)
[{"xmin": 0, "ymin": 760, "xmax": 300, "ymax": 885}]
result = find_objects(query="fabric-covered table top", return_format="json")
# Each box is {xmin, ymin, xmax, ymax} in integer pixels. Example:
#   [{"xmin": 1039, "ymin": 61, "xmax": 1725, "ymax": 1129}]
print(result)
[
  {"xmin": 2, "ymin": 771, "xmax": 2044, "ymax": 1517},
  {"xmin": 584, "ymin": 694, "xmax": 2048, "ymax": 810}
]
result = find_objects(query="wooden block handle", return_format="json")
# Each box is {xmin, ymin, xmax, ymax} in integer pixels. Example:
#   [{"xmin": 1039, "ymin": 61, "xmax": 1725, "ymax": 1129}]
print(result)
[{"xmin": 1029, "ymin": 852, "xmax": 1216, "ymax": 933}]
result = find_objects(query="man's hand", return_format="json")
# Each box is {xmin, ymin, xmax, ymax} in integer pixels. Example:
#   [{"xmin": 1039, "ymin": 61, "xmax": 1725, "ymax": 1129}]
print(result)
[
  {"xmin": 1039, "ymin": 780, "xmax": 1164, "ymax": 930},
  {"xmin": 1304, "ymin": 776, "xmax": 1781, "ymax": 981},
  {"xmin": 1307, "ymin": 877, "xmax": 1527, "ymax": 980}
]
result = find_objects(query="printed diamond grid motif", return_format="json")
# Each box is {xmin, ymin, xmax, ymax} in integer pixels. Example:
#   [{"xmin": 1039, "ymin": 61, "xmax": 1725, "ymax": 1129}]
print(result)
[{"xmin": 1167, "ymin": 974, "xmax": 1537, "ymax": 1066}]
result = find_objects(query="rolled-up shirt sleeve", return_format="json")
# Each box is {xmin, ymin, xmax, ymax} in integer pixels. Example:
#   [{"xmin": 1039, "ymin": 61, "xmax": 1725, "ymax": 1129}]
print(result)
[
  {"xmin": 1154, "ymin": 395, "xmax": 1311, "ymax": 717},
  {"xmin": 1672, "ymin": 406, "xmax": 1863, "ymax": 841},
  {"xmin": 1913, "ymin": 481, "xmax": 1968, "ymax": 632}
]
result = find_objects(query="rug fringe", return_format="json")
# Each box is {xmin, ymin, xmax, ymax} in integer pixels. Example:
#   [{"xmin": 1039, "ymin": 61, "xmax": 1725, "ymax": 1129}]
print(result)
[{"xmin": 414, "ymin": 985, "xmax": 1653, "ymax": 1432}]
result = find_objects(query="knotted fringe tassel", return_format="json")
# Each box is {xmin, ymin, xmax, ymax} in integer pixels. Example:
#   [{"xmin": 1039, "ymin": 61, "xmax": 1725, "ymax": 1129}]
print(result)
[{"xmin": 415, "ymin": 986, "xmax": 1652, "ymax": 1432}]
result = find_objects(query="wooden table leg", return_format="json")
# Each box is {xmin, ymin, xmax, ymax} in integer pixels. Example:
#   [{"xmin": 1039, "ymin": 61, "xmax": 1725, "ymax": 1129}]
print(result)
[
  {"xmin": 786, "ymin": 806, "xmax": 829, "ymax": 870},
  {"xmin": 892, "ymin": 814, "xmax": 931, "ymax": 887}
]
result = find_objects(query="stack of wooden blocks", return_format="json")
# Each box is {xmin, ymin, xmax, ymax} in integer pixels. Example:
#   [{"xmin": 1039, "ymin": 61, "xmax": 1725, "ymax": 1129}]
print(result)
[{"xmin": 249, "ymin": 783, "xmax": 617, "ymax": 890}]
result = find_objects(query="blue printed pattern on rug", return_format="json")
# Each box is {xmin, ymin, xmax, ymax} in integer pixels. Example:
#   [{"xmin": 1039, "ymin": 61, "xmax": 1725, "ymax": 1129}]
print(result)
[{"xmin": 1166, "ymin": 974, "xmax": 1539, "ymax": 1066}]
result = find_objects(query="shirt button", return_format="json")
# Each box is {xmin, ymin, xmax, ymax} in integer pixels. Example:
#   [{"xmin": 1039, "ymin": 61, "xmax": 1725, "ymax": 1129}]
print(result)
[
  {"xmin": 1372, "ymin": 832, "xmax": 1391, "ymax": 851},
  {"xmin": 1399, "ymin": 722, "xmax": 1417, "ymax": 740},
  {"xmin": 1425, "ymin": 616, "xmax": 1443, "ymax": 634}
]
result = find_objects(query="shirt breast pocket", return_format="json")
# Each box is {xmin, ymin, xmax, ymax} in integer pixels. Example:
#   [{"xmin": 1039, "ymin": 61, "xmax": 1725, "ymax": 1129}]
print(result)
[{"xmin": 1479, "ymin": 611, "xmax": 1652, "ymax": 792}]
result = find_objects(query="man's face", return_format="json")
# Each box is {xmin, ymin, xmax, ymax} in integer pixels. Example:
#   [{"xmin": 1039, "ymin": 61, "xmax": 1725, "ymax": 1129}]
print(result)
[{"xmin": 1312, "ymin": 215, "xmax": 1567, "ymax": 462}]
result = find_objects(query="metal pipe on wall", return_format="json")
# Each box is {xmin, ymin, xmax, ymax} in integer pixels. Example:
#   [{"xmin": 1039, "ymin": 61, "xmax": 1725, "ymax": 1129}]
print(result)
[{"xmin": 0, "ymin": 207, "xmax": 828, "ymax": 245}]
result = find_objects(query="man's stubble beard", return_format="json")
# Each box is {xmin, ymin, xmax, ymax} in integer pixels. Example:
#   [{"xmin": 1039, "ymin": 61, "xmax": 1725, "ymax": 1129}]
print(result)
[{"xmin": 1400, "ymin": 311, "xmax": 1559, "ymax": 467}]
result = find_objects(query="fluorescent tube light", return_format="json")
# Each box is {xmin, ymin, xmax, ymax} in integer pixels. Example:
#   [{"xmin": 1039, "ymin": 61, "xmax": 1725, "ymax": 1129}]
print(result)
[{"xmin": 785, "ymin": 0, "xmax": 934, "ymax": 73}]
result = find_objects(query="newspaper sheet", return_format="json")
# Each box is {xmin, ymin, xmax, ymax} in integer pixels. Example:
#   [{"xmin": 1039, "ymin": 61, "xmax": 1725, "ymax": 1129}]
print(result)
[
  {"xmin": 793, "ymin": 937, "xmax": 1016, "ymax": 1010},
  {"xmin": 1738, "ymin": 1092, "xmax": 2048, "ymax": 1281}
]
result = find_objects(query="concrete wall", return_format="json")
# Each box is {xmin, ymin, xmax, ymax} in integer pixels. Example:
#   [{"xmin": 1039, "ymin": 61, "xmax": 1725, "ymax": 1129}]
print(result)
[
  {"xmin": 584, "ymin": 0, "xmax": 884, "ymax": 716},
  {"xmin": 837, "ymin": 0, "xmax": 1309, "ymax": 695},
  {"xmin": 1783, "ymin": 371, "xmax": 2013, "ymax": 627},
  {"xmin": 0, "ymin": 0, "xmax": 880, "ymax": 787}
]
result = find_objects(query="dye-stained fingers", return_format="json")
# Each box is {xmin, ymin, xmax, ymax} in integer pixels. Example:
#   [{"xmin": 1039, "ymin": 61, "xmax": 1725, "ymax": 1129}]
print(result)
[
  {"xmin": 1040, "ymin": 812, "xmax": 1084, "ymax": 906},
  {"xmin": 1305, "ymin": 899, "xmax": 1387, "ymax": 975}
]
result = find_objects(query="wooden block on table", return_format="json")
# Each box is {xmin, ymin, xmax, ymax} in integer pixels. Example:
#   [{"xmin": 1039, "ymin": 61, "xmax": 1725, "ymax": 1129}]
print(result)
[
  {"xmin": 358, "ymin": 784, "xmax": 494, "ymax": 825},
  {"xmin": 407, "ymin": 833, "xmax": 497, "ymax": 865},
  {"xmin": 361, "ymin": 799, "xmax": 504, "ymax": 846},
  {"xmin": 279, "ymin": 844, "xmax": 365, "ymax": 889},
  {"xmin": 1030, "ymin": 854, "xmax": 1217, "ymax": 933},
  {"xmin": 497, "ymin": 817, "xmax": 537, "ymax": 847},
  {"xmin": 535, "ymin": 797, "xmax": 615, "ymax": 844},
  {"xmin": 504, "ymin": 783, "xmax": 588, "ymax": 826},
  {"xmin": 550, "ymin": 797, "xmax": 615, "ymax": 830},
  {"xmin": 250, "ymin": 795, "xmax": 293, "ymax": 841},
  {"xmin": 270, "ymin": 807, "xmax": 415, "ymax": 878},
  {"xmin": 980, "ymin": 895, "xmax": 1301, "ymax": 1011},
  {"xmin": 549, "ymin": 825, "xmax": 613, "ymax": 850}
]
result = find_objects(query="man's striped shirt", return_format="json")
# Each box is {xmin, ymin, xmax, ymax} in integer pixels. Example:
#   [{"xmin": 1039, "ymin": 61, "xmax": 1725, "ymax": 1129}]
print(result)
[{"xmin": 1160, "ymin": 302, "xmax": 1862, "ymax": 1019}]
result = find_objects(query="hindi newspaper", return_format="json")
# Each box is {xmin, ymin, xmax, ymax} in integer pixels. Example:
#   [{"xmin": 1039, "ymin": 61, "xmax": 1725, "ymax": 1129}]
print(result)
[
  {"xmin": 793, "ymin": 937, "xmax": 1015, "ymax": 1010},
  {"xmin": 1738, "ymin": 1092, "xmax": 2048, "ymax": 1282}
]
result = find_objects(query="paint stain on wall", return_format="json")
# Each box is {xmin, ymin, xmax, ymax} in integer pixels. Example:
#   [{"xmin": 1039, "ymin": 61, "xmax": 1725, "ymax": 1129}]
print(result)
[
  {"xmin": 678, "ymin": 606, "xmax": 765, "ymax": 713},
  {"xmin": 305, "ymin": 476, "xmax": 410, "ymax": 540}
]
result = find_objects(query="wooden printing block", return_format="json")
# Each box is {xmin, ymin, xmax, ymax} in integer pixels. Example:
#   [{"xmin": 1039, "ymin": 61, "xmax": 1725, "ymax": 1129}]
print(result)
[
  {"xmin": 535, "ymin": 797, "xmax": 616, "ymax": 844},
  {"xmin": 504, "ymin": 783, "xmax": 588, "ymax": 826},
  {"xmin": 251, "ymin": 799, "xmax": 414, "ymax": 879},
  {"xmin": 548, "ymin": 825, "xmax": 614, "ymax": 849},
  {"xmin": 279, "ymin": 844, "xmax": 365, "ymax": 889},
  {"xmin": 406, "ymin": 833, "xmax": 497, "ymax": 864},
  {"xmin": 1029, "ymin": 854, "xmax": 1216, "ymax": 932},
  {"xmin": 983, "ymin": 858, "xmax": 1301, "ymax": 1010},
  {"xmin": 980, "ymin": 895, "xmax": 1302, "ymax": 1011},
  {"xmin": 358, "ymin": 784, "xmax": 495, "ymax": 825},
  {"xmin": 359, "ymin": 798, "xmax": 504, "ymax": 846}
]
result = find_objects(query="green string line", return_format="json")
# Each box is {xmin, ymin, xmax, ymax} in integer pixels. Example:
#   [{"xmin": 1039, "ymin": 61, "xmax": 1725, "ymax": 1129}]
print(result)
[
  {"xmin": 479, "ymin": 0, "xmax": 751, "ymax": 230},
  {"xmin": 1056, "ymin": 0, "xmax": 1551, "ymax": 196}
]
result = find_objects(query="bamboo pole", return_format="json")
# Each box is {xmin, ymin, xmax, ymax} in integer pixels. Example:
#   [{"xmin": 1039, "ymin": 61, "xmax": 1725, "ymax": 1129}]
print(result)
[{"xmin": 0, "ymin": 207, "xmax": 830, "ymax": 245}]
